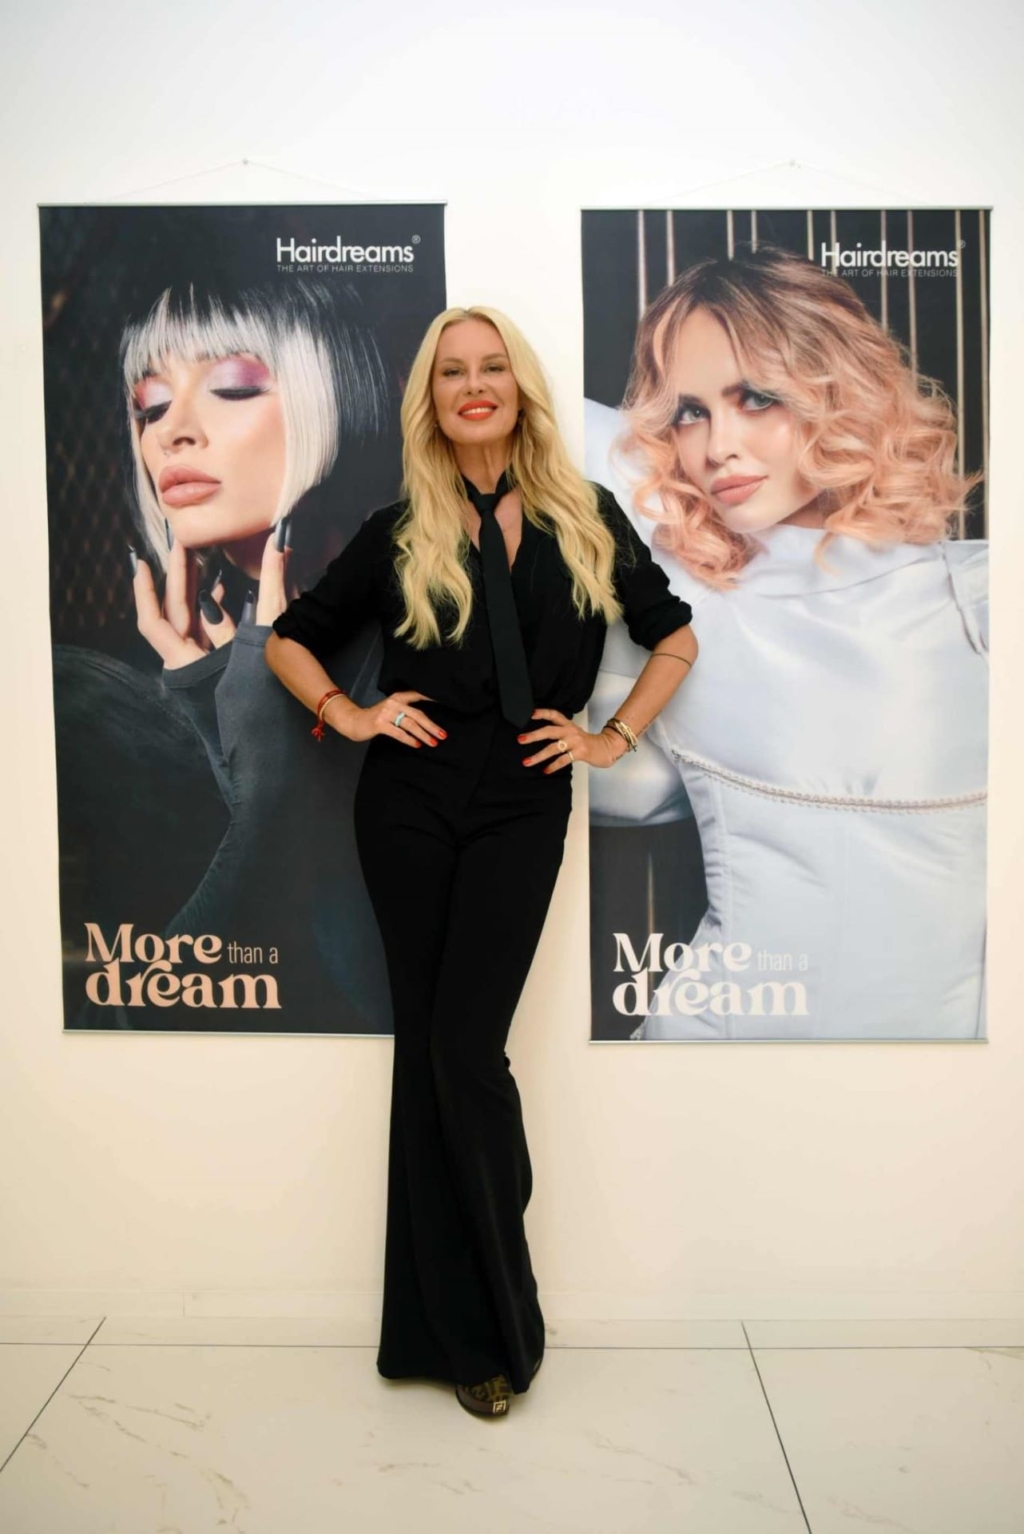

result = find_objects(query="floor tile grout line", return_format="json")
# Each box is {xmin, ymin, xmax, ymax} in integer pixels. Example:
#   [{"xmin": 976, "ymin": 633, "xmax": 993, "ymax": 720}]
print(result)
[
  {"xmin": 0, "ymin": 1316, "xmax": 107, "ymax": 1479},
  {"xmin": 741, "ymin": 1321, "xmax": 814, "ymax": 1534},
  {"xmin": 4, "ymin": 1339, "xmax": 1024, "ymax": 1350},
  {"xmin": 3, "ymin": 1313, "xmax": 1022, "ymax": 1321}
]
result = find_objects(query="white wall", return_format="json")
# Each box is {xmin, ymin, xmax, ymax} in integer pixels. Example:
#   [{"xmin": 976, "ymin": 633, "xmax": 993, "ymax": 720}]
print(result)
[{"xmin": 2, "ymin": 0, "xmax": 1023, "ymax": 1319}]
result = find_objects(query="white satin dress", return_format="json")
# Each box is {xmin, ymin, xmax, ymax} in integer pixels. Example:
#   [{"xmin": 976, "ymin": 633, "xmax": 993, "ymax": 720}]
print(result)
[{"xmin": 586, "ymin": 400, "xmax": 988, "ymax": 1041}]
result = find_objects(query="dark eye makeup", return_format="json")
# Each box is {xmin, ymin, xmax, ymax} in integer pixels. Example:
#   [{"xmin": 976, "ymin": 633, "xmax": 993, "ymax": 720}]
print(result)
[
  {"xmin": 132, "ymin": 386, "xmax": 267, "ymax": 427},
  {"xmin": 672, "ymin": 386, "xmax": 780, "ymax": 428}
]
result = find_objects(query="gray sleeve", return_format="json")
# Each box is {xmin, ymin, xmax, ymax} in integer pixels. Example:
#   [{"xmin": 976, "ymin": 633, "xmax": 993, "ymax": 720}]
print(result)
[{"xmin": 161, "ymin": 643, "xmax": 233, "ymax": 807}]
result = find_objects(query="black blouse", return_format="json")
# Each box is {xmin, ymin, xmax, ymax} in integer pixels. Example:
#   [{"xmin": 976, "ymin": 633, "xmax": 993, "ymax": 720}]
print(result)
[{"xmin": 271, "ymin": 482, "xmax": 692, "ymax": 718}]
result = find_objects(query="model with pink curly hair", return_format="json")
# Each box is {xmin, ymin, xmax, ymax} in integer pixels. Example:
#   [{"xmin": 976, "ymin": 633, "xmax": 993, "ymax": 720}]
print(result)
[{"xmin": 586, "ymin": 244, "xmax": 987, "ymax": 1041}]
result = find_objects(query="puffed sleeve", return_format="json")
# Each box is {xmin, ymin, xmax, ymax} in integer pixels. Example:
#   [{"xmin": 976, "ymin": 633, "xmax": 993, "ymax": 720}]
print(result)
[
  {"xmin": 271, "ymin": 510, "xmax": 385, "ymax": 662},
  {"xmin": 588, "ymin": 656, "xmax": 694, "ymax": 826},
  {"xmin": 594, "ymin": 483, "xmax": 693, "ymax": 649}
]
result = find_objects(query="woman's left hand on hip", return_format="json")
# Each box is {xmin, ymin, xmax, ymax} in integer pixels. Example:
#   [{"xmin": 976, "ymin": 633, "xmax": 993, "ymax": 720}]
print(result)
[{"xmin": 518, "ymin": 708, "xmax": 613, "ymax": 773}]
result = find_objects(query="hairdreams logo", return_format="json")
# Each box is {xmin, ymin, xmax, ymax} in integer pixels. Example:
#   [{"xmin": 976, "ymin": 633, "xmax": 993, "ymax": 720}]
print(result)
[
  {"xmin": 276, "ymin": 236, "xmax": 418, "ymax": 274},
  {"xmin": 820, "ymin": 241, "xmax": 960, "ymax": 274}
]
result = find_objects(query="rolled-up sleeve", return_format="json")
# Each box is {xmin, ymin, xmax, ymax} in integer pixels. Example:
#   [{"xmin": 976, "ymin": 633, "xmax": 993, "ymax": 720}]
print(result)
[
  {"xmin": 595, "ymin": 484, "xmax": 692, "ymax": 650},
  {"xmin": 271, "ymin": 512, "xmax": 383, "ymax": 662}
]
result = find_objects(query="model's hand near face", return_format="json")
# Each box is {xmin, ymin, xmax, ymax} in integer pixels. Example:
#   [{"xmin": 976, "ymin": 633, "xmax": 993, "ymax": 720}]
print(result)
[
  {"xmin": 130, "ymin": 534, "xmax": 236, "ymax": 668},
  {"xmin": 131, "ymin": 516, "xmax": 294, "ymax": 668},
  {"xmin": 254, "ymin": 517, "xmax": 293, "ymax": 626}
]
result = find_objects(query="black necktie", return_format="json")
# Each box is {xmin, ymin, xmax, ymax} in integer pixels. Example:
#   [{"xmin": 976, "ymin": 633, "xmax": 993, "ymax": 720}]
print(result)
[{"xmin": 462, "ymin": 469, "xmax": 535, "ymax": 729}]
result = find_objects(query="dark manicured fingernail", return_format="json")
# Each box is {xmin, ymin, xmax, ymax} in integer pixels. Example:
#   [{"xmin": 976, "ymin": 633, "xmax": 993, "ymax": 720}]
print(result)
[
  {"xmin": 274, "ymin": 514, "xmax": 292, "ymax": 553},
  {"xmin": 199, "ymin": 591, "xmax": 223, "ymax": 625},
  {"xmin": 207, "ymin": 563, "xmax": 223, "ymax": 590},
  {"xmin": 127, "ymin": 543, "xmax": 138, "ymax": 577},
  {"xmin": 164, "ymin": 517, "xmax": 173, "ymax": 550},
  {"xmin": 241, "ymin": 587, "xmax": 256, "ymax": 624}
]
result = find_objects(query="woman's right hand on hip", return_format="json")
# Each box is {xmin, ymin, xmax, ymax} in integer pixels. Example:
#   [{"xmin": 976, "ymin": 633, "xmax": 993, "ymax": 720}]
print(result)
[{"xmin": 341, "ymin": 691, "xmax": 446, "ymax": 749}]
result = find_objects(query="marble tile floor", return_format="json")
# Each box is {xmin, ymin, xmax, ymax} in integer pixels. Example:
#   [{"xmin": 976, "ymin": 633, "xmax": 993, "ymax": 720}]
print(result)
[{"xmin": 1, "ymin": 1316, "xmax": 1022, "ymax": 1533}]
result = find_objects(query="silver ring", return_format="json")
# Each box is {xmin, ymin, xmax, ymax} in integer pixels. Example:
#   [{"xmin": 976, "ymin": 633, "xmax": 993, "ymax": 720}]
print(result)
[{"xmin": 394, "ymin": 709, "xmax": 407, "ymax": 729}]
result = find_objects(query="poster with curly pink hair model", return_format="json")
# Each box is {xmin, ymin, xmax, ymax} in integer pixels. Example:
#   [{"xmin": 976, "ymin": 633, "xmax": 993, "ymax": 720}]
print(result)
[
  {"xmin": 584, "ymin": 209, "xmax": 988, "ymax": 1041},
  {"xmin": 41, "ymin": 203, "xmax": 445, "ymax": 1034}
]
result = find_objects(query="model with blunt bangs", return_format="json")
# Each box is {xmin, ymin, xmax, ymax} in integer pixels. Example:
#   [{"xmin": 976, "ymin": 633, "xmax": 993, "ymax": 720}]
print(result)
[
  {"xmin": 86, "ymin": 274, "xmax": 400, "ymax": 1031},
  {"xmin": 121, "ymin": 277, "xmax": 391, "ymax": 582},
  {"xmin": 621, "ymin": 245, "xmax": 980, "ymax": 589},
  {"xmin": 585, "ymin": 241, "xmax": 988, "ymax": 1043},
  {"xmin": 269, "ymin": 300, "xmax": 696, "ymax": 1415},
  {"xmin": 394, "ymin": 304, "xmax": 622, "ymax": 648}
]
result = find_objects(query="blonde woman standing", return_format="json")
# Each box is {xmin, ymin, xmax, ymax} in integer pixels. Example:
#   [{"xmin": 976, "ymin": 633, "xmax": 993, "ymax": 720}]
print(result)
[{"xmin": 266, "ymin": 306, "xmax": 695, "ymax": 1415}]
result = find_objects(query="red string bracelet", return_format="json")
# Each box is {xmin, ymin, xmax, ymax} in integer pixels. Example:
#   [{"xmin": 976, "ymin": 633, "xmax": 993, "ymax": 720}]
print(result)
[{"xmin": 312, "ymin": 687, "xmax": 347, "ymax": 741}]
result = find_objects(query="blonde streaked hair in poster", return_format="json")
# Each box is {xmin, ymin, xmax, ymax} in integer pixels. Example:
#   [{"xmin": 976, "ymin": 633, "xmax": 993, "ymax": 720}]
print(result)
[
  {"xmin": 396, "ymin": 304, "xmax": 623, "ymax": 649},
  {"xmin": 120, "ymin": 279, "xmax": 389, "ymax": 573},
  {"xmin": 621, "ymin": 245, "xmax": 982, "ymax": 590}
]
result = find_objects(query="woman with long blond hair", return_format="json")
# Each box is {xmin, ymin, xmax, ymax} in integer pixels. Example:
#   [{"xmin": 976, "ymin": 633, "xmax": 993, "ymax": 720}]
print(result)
[
  {"xmin": 267, "ymin": 305, "xmax": 696, "ymax": 1414},
  {"xmin": 585, "ymin": 244, "xmax": 987, "ymax": 1041}
]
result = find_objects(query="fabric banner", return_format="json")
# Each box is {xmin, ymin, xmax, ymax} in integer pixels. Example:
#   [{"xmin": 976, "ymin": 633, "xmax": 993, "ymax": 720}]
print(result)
[
  {"xmin": 584, "ymin": 209, "xmax": 989, "ymax": 1041},
  {"xmin": 42, "ymin": 203, "xmax": 446, "ymax": 1033}
]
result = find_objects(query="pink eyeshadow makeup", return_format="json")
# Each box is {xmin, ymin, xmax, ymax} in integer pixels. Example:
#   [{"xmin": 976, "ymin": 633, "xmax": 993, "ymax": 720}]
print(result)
[
  {"xmin": 133, "ymin": 377, "xmax": 171, "ymax": 410},
  {"xmin": 206, "ymin": 356, "xmax": 273, "ymax": 390}
]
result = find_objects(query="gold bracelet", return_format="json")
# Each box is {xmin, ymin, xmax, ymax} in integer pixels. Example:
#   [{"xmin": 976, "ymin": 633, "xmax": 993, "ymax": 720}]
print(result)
[
  {"xmin": 602, "ymin": 729, "xmax": 624, "ymax": 766},
  {"xmin": 605, "ymin": 716, "xmax": 639, "ymax": 753},
  {"xmin": 650, "ymin": 652, "xmax": 693, "ymax": 668},
  {"xmin": 598, "ymin": 724, "xmax": 628, "ymax": 761}
]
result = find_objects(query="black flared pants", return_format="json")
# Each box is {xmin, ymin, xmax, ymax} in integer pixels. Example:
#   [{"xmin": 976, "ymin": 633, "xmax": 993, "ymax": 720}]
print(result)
[{"xmin": 353, "ymin": 701, "xmax": 572, "ymax": 1395}]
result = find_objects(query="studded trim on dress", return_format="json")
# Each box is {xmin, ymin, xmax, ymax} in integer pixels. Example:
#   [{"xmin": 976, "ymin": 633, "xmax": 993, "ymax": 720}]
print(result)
[{"xmin": 670, "ymin": 749, "xmax": 987, "ymax": 814}]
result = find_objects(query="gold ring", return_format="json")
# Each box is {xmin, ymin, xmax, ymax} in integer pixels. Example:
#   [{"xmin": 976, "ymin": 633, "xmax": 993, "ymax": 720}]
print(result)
[{"xmin": 556, "ymin": 739, "xmax": 568, "ymax": 754}]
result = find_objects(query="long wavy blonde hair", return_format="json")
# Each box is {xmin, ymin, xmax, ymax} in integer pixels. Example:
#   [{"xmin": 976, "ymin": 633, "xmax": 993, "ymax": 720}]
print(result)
[
  {"xmin": 395, "ymin": 305, "xmax": 622, "ymax": 647},
  {"xmin": 621, "ymin": 245, "xmax": 982, "ymax": 589}
]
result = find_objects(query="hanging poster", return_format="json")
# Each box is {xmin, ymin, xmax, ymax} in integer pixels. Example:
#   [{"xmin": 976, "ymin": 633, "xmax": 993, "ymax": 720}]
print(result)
[
  {"xmin": 584, "ymin": 210, "xmax": 988, "ymax": 1040},
  {"xmin": 42, "ymin": 203, "xmax": 446, "ymax": 1033}
]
